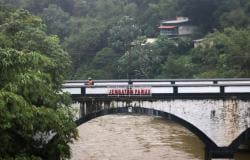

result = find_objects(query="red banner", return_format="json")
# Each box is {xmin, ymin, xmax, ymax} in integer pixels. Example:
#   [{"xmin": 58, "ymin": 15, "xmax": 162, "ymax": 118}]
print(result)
[{"xmin": 108, "ymin": 88, "xmax": 151, "ymax": 96}]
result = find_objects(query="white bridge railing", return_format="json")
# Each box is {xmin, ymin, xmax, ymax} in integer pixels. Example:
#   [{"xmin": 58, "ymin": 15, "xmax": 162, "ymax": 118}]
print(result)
[{"xmin": 62, "ymin": 79, "xmax": 250, "ymax": 96}]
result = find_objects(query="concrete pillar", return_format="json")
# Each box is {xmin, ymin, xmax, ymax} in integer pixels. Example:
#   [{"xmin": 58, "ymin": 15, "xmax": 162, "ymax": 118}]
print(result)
[
  {"xmin": 83, "ymin": 102, "xmax": 86, "ymax": 116},
  {"xmin": 205, "ymin": 147, "xmax": 212, "ymax": 160},
  {"xmin": 80, "ymin": 102, "xmax": 83, "ymax": 117},
  {"xmin": 205, "ymin": 147, "xmax": 235, "ymax": 160},
  {"xmin": 80, "ymin": 102, "xmax": 87, "ymax": 117}
]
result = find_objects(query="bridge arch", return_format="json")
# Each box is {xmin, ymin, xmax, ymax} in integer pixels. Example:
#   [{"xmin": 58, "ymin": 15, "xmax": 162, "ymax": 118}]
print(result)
[{"xmin": 75, "ymin": 107, "xmax": 218, "ymax": 149}]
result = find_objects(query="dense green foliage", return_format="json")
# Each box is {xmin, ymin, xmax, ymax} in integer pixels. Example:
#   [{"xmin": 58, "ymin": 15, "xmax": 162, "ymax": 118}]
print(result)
[
  {"xmin": 0, "ymin": 8, "xmax": 77, "ymax": 159},
  {"xmin": 1, "ymin": 0, "xmax": 250, "ymax": 79},
  {"xmin": 191, "ymin": 28, "xmax": 250, "ymax": 78},
  {"xmin": 0, "ymin": 0, "xmax": 249, "ymax": 158}
]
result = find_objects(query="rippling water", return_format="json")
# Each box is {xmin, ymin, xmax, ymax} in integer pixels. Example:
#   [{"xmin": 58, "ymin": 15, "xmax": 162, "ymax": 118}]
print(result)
[{"xmin": 70, "ymin": 115, "xmax": 249, "ymax": 160}]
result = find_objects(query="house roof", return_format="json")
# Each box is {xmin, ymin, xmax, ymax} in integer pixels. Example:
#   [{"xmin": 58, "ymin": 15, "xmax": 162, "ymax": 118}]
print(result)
[
  {"xmin": 161, "ymin": 17, "xmax": 189, "ymax": 24},
  {"xmin": 158, "ymin": 26, "xmax": 177, "ymax": 29}
]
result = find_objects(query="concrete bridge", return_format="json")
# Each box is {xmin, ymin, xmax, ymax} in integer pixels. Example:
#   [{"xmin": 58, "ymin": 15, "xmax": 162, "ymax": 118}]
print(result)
[{"xmin": 62, "ymin": 79, "xmax": 250, "ymax": 160}]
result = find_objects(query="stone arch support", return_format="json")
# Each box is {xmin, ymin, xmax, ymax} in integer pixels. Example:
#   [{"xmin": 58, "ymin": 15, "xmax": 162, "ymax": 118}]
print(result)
[
  {"xmin": 75, "ymin": 99, "xmax": 250, "ymax": 148},
  {"xmin": 73, "ymin": 98, "xmax": 250, "ymax": 159},
  {"xmin": 76, "ymin": 106, "xmax": 217, "ymax": 148}
]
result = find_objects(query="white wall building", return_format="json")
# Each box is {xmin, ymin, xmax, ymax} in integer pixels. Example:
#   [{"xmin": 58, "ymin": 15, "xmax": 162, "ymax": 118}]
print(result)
[{"xmin": 159, "ymin": 17, "xmax": 196, "ymax": 37}]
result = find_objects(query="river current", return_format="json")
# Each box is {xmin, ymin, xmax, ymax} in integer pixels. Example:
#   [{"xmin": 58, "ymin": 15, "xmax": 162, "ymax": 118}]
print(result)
[{"xmin": 70, "ymin": 115, "xmax": 250, "ymax": 160}]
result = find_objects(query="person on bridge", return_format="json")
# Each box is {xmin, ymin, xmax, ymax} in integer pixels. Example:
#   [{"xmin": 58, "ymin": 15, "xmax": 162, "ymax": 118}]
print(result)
[{"xmin": 87, "ymin": 77, "xmax": 94, "ymax": 86}]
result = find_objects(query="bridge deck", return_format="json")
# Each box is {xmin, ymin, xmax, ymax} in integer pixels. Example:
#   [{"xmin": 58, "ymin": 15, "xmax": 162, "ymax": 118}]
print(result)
[
  {"xmin": 67, "ymin": 79, "xmax": 250, "ymax": 160},
  {"xmin": 62, "ymin": 79, "xmax": 250, "ymax": 98}
]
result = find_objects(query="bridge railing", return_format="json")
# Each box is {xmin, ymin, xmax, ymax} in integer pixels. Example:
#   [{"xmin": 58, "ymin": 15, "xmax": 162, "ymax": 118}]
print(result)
[{"xmin": 62, "ymin": 79, "xmax": 250, "ymax": 96}]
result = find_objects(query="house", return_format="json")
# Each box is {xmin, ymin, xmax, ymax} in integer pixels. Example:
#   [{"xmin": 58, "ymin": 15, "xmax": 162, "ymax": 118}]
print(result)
[{"xmin": 159, "ymin": 17, "xmax": 195, "ymax": 37}]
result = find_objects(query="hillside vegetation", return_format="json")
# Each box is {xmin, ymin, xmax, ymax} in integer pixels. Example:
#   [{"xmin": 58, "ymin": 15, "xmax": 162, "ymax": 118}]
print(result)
[
  {"xmin": 0, "ymin": 0, "xmax": 250, "ymax": 159},
  {"xmin": 1, "ymin": 0, "xmax": 250, "ymax": 79}
]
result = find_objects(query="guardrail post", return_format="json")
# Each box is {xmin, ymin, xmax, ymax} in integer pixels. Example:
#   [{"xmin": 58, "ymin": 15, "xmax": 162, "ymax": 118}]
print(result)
[
  {"xmin": 174, "ymin": 86, "xmax": 178, "ymax": 94},
  {"xmin": 81, "ymin": 87, "xmax": 86, "ymax": 95},
  {"xmin": 128, "ymin": 80, "xmax": 133, "ymax": 85},
  {"xmin": 220, "ymin": 86, "xmax": 225, "ymax": 94}
]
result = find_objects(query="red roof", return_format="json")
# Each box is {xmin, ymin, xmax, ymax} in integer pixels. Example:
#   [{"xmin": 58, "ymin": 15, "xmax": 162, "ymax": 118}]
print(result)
[{"xmin": 158, "ymin": 26, "xmax": 176, "ymax": 29}]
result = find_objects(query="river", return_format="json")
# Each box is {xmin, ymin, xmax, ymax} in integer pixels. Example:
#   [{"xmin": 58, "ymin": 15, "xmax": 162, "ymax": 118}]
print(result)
[{"xmin": 70, "ymin": 115, "xmax": 250, "ymax": 160}]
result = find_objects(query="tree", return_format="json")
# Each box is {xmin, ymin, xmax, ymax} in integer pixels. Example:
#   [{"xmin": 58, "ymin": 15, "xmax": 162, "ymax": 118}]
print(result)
[
  {"xmin": 63, "ymin": 18, "xmax": 108, "ymax": 76},
  {"xmin": 41, "ymin": 4, "xmax": 71, "ymax": 40},
  {"xmin": 116, "ymin": 44, "xmax": 161, "ymax": 79},
  {"xmin": 124, "ymin": 2, "xmax": 138, "ymax": 17},
  {"xmin": 23, "ymin": 0, "xmax": 74, "ymax": 14},
  {"xmin": 153, "ymin": 36, "xmax": 192, "ymax": 57},
  {"xmin": 157, "ymin": 0, "xmax": 178, "ymax": 18},
  {"xmin": 159, "ymin": 55, "xmax": 193, "ymax": 78},
  {"xmin": 177, "ymin": 0, "xmax": 220, "ymax": 32},
  {"xmin": 108, "ymin": 16, "xmax": 142, "ymax": 53},
  {"xmin": 0, "ymin": 0, "xmax": 21, "ymax": 9},
  {"xmin": 3, "ymin": 0, "xmax": 250, "ymax": 81},
  {"xmin": 0, "ymin": 9, "xmax": 77, "ymax": 159},
  {"xmin": 92, "ymin": 48, "xmax": 119, "ymax": 78},
  {"xmin": 72, "ymin": 0, "xmax": 91, "ymax": 17},
  {"xmin": 73, "ymin": 48, "xmax": 119, "ymax": 79},
  {"xmin": 191, "ymin": 28, "xmax": 250, "ymax": 78},
  {"xmin": 92, "ymin": 47, "xmax": 118, "ymax": 68},
  {"xmin": 95, "ymin": 0, "xmax": 123, "ymax": 19},
  {"xmin": 219, "ymin": 9, "xmax": 250, "ymax": 28},
  {"xmin": 138, "ymin": 3, "xmax": 160, "ymax": 37},
  {"xmin": 22, "ymin": 0, "xmax": 49, "ymax": 14}
]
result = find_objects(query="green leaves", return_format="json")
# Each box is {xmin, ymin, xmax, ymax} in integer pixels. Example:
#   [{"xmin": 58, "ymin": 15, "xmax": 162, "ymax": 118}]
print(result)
[
  {"xmin": 159, "ymin": 55, "xmax": 193, "ymax": 78},
  {"xmin": 0, "ymin": 49, "xmax": 53, "ymax": 72},
  {"xmin": 92, "ymin": 47, "xmax": 118, "ymax": 69},
  {"xmin": 0, "ymin": 91, "xmax": 77, "ymax": 159},
  {"xmin": 2, "ymin": 9, "xmax": 44, "ymax": 35},
  {"xmin": 117, "ymin": 43, "xmax": 161, "ymax": 79},
  {"xmin": 0, "ymin": 8, "xmax": 77, "ymax": 159},
  {"xmin": 1, "ymin": 0, "xmax": 250, "ymax": 81},
  {"xmin": 108, "ymin": 16, "xmax": 142, "ymax": 53},
  {"xmin": 41, "ymin": 4, "xmax": 71, "ymax": 39},
  {"xmin": 191, "ymin": 27, "xmax": 250, "ymax": 78}
]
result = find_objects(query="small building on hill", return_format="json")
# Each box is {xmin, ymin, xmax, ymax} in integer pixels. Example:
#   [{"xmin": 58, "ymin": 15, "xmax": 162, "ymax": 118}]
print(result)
[{"xmin": 159, "ymin": 17, "xmax": 196, "ymax": 37}]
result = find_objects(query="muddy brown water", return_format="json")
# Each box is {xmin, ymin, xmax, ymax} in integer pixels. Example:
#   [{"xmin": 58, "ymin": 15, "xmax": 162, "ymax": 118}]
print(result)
[{"xmin": 70, "ymin": 115, "xmax": 250, "ymax": 160}]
